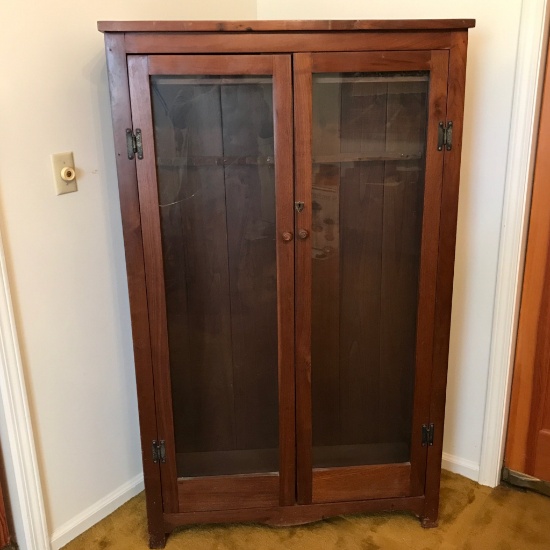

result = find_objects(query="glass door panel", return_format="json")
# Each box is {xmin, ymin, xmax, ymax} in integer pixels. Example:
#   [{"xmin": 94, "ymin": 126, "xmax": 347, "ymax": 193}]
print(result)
[
  {"xmin": 151, "ymin": 75, "xmax": 279, "ymax": 478},
  {"xmin": 310, "ymin": 72, "xmax": 429, "ymax": 469}
]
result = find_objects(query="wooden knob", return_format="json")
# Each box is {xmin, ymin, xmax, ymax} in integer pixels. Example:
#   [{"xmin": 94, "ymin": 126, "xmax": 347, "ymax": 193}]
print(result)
[
  {"xmin": 282, "ymin": 231, "xmax": 293, "ymax": 242},
  {"xmin": 298, "ymin": 229, "xmax": 309, "ymax": 240}
]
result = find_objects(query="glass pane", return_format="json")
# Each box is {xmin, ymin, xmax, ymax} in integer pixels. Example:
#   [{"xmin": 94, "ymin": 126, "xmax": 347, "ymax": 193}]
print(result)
[
  {"xmin": 311, "ymin": 72, "xmax": 429, "ymax": 468},
  {"xmin": 151, "ymin": 75, "xmax": 279, "ymax": 477}
]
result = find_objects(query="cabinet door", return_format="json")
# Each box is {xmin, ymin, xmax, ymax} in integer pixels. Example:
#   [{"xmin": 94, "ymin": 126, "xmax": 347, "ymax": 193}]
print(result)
[
  {"xmin": 294, "ymin": 51, "xmax": 449, "ymax": 504},
  {"xmin": 127, "ymin": 55, "xmax": 295, "ymax": 514}
]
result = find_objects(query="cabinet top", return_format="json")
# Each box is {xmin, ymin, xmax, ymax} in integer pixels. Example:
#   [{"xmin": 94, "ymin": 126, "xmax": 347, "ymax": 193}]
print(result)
[{"xmin": 97, "ymin": 19, "xmax": 475, "ymax": 33}]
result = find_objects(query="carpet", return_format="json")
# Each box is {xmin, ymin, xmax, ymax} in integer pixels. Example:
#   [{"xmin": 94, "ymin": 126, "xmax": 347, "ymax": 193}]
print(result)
[{"xmin": 62, "ymin": 471, "xmax": 550, "ymax": 549}]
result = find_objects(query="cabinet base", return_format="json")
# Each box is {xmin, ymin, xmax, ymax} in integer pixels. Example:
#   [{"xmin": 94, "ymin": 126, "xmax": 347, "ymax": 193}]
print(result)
[{"xmin": 156, "ymin": 495, "xmax": 428, "ymax": 547}]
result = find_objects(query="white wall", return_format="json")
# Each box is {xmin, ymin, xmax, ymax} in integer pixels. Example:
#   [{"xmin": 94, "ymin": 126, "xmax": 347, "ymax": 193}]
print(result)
[
  {"xmin": 257, "ymin": 0, "xmax": 523, "ymax": 477},
  {"xmin": 0, "ymin": 1, "xmax": 256, "ymax": 548},
  {"xmin": 0, "ymin": 0, "xmax": 525, "ymax": 547}
]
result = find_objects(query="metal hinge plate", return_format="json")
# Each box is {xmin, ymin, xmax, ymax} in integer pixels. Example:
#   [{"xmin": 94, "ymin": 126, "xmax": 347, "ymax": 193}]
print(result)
[
  {"xmin": 152, "ymin": 440, "xmax": 166, "ymax": 463},
  {"xmin": 126, "ymin": 128, "xmax": 143, "ymax": 160},
  {"xmin": 422, "ymin": 423, "xmax": 435, "ymax": 447},
  {"xmin": 437, "ymin": 121, "xmax": 453, "ymax": 151}
]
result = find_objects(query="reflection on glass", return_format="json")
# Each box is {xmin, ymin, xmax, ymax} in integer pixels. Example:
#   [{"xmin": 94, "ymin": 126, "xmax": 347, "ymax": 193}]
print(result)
[
  {"xmin": 311, "ymin": 73, "xmax": 429, "ymax": 468},
  {"xmin": 151, "ymin": 76, "xmax": 279, "ymax": 478}
]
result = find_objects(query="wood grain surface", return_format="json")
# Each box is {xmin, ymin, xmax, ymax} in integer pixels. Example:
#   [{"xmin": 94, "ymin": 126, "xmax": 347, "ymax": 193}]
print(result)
[
  {"xmin": 0, "ymin": 477, "xmax": 9, "ymax": 547},
  {"xmin": 422, "ymin": 31, "xmax": 468, "ymax": 526},
  {"xmin": 98, "ymin": 19, "xmax": 475, "ymax": 33},
  {"xmin": 123, "ymin": 32, "xmax": 453, "ymax": 55},
  {"xmin": 100, "ymin": 20, "xmax": 472, "ymax": 545},
  {"xmin": 103, "ymin": 35, "xmax": 166, "ymax": 547}
]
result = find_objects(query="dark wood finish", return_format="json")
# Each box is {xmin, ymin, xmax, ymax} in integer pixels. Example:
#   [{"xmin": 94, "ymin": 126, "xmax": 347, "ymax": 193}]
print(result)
[
  {"xmin": 272, "ymin": 55, "xmax": 296, "ymax": 506},
  {"xmin": 293, "ymin": 53, "xmax": 314, "ymax": 505},
  {"xmin": 312, "ymin": 464, "xmax": 410, "ymax": 503},
  {"xmin": 98, "ymin": 20, "xmax": 475, "ymax": 33},
  {"xmin": 100, "ymin": 20, "xmax": 472, "ymax": 548},
  {"xmin": 294, "ymin": 50, "xmax": 453, "ymax": 507},
  {"xmin": 163, "ymin": 495, "xmax": 426, "ymax": 530},
  {"xmin": 313, "ymin": 443, "xmax": 409, "ymax": 467},
  {"xmin": 0, "ymin": 478, "xmax": 9, "ymax": 548},
  {"xmin": 178, "ymin": 474, "xmax": 279, "ymax": 512},
  {"xmin": 129, "ymin": 53, "xmax": 296, "ymax": 515},
  {"xmin": 379, "ymin": 94, "xmax": 425, "ymax": 468},
  {"xmin": 128, "ymin": 55, "xmax": 180, "ymax": 514},
  {"xmin": 221, "ymin": 75, "xmax": 277, "ymax": 455},
  {"xmin": 103, "ymin": 35, "xmax": 166, "ymax": 547},
  {"xmin": 310, "ymin": 81, "xmax": 341, "ymax": 449},
  {"xmin": 176, "ymin": 449, "xmax": 278, "ymax": 477},
  {"xmin": 123, "ymin": 32, "xmax": 453, "ymax": 55},
  {"xmin": 422, "ymin": 32, "xmax": 468, "ymax": 527},
  {"xmin": 409, "ymin": 49, "xmax": 449, "ymax": 496},
  {"xmin": 337, "ymin": 81, "xmax": 384, "ymax": 448},
  {"xmin": 148, "ymin": 54, "xmax": 274, "ymax": 75},
  {"xmin": 310, "ymin": 50, "xmax": 432, "ymax": 72}
]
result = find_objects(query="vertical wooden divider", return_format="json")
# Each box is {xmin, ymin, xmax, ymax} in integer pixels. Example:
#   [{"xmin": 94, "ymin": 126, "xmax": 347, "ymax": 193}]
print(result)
[
  {"xmin": 273, "ymin": 54, "xmax": 297, "ymax": 506},
  {"xmin": 294, "ymin": 53, "xmax": 314, "ymax": 505}
]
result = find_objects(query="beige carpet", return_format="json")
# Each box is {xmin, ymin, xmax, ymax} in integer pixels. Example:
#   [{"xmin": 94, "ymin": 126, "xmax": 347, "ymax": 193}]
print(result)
[{"xmin": 62, "ymin": 471, "xmax": 550, "ymax": 549}]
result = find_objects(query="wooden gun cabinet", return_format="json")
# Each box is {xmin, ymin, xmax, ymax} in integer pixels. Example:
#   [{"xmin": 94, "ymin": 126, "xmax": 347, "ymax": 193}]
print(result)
[{"xmin": 98, "ymin": 19, "xmax": 474, "ymax": 548}]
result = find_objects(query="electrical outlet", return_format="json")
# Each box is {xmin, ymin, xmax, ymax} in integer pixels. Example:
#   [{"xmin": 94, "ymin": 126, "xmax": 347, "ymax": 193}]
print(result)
[{"xmin": 52, "ymin": 152, "xmax": 78, "ymax": 195}]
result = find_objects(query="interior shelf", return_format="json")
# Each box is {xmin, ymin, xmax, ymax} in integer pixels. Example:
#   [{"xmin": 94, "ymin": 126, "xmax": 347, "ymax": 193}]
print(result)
[{"xmin": 156, "ymin": 152, "xmax": 423, "ymax": 168}]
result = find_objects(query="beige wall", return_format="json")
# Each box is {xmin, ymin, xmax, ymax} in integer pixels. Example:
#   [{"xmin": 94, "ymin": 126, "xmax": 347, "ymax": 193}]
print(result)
[
  {"xmin": 0, "ymin": 1, "xmax": 256, "ymax": 547},
  {"xmin": 0, "ymin": 0, "xmax": 526, "ymax": 547}
]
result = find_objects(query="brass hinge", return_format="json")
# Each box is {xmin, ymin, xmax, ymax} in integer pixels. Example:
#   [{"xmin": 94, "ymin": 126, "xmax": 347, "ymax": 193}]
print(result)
[
  {"xmin": 152, "ymin": 440, "xmax": 166, "ymax": 464},
  {"xmin": 422, "ymin": 423, "xmax": 435, "ymax": 447},
  {"xmin": 437, "ymin": 121, "xmax": 453, "ymax": 151},
  {"xmin": 126, "ymin": 128, "xmax": 143, "ymax": 160}
]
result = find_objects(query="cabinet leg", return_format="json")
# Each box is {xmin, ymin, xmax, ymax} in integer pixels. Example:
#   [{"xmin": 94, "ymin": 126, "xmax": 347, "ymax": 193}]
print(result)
[
  {"xmin": 420, "ymin": 515, "xmax": 439, "ymax": 529},
  {"xmin": 149, "ymin": 532, "xmax": 166, "ymax": 549}
]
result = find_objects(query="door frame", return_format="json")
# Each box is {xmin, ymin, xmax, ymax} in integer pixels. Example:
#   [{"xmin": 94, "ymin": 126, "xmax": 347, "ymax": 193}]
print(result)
[
  {"xmin": 126, "ymin": 53, "xmax": 296, "ymax": 514},
  {"xmin": 0, "ymin": 227, "xmax": 49, "ymax": 549},
  {"xmin": 293, "ymin": 49, "xmax": 449, "ymax": 505},
  {"xmin": 478, "ymin": 0, "xmax": 550, "ymax": 487}
]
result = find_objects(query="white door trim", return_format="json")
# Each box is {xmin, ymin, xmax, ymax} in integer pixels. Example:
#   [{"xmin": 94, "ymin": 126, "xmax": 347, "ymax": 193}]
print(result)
[
  {"xmin": 0, "ymin": 228, "xmax": 50, "ymax": 547},
  {"xmin": 479, "ymin": 0, "xmax": 550, "ymax": 487}
]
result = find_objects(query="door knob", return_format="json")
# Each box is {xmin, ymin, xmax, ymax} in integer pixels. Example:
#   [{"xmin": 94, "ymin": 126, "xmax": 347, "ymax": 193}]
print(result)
[
  {"xmin": 282, "ymin": 231, "xmax": 293, "ymax": 242},
  {"xmin": 298, "ymin": 229, "xmax": 309, "ymax": 240}
]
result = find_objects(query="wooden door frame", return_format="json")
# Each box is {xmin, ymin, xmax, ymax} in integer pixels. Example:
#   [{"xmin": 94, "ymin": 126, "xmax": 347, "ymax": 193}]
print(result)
[
  {"xmin": 479, "ymin": 0, "xmax": 550, "ymax": 487},
  {"xmin": 293, "ymin": 49, "xmax": 450, "ymax": 506},
  {"xmin": 127, "ymin": 53, "xmax": 296, "ymax": 516}
]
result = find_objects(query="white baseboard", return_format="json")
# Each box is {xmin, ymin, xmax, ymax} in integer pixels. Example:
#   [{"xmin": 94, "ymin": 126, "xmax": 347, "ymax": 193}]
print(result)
[
  {"xmin": 50, "ymin": 473, "xmax": 144, "ymax": 550},
  {"xmin": 442, "ymin": 452, "xmax": 480, "ymax": 482}
]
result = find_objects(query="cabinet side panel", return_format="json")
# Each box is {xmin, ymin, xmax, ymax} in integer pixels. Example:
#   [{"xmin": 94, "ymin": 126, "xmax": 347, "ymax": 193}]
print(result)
[
  {"xmin": 408, "ymin": 49, "xmax": 449, "ymax": 496},
  {"xmin": 423, "ymin": 31, "xmax": 468, "ymax": 526},
  {"xmin": 103, "ymin": 33, "xmax": 165, "ymax": 544}
]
